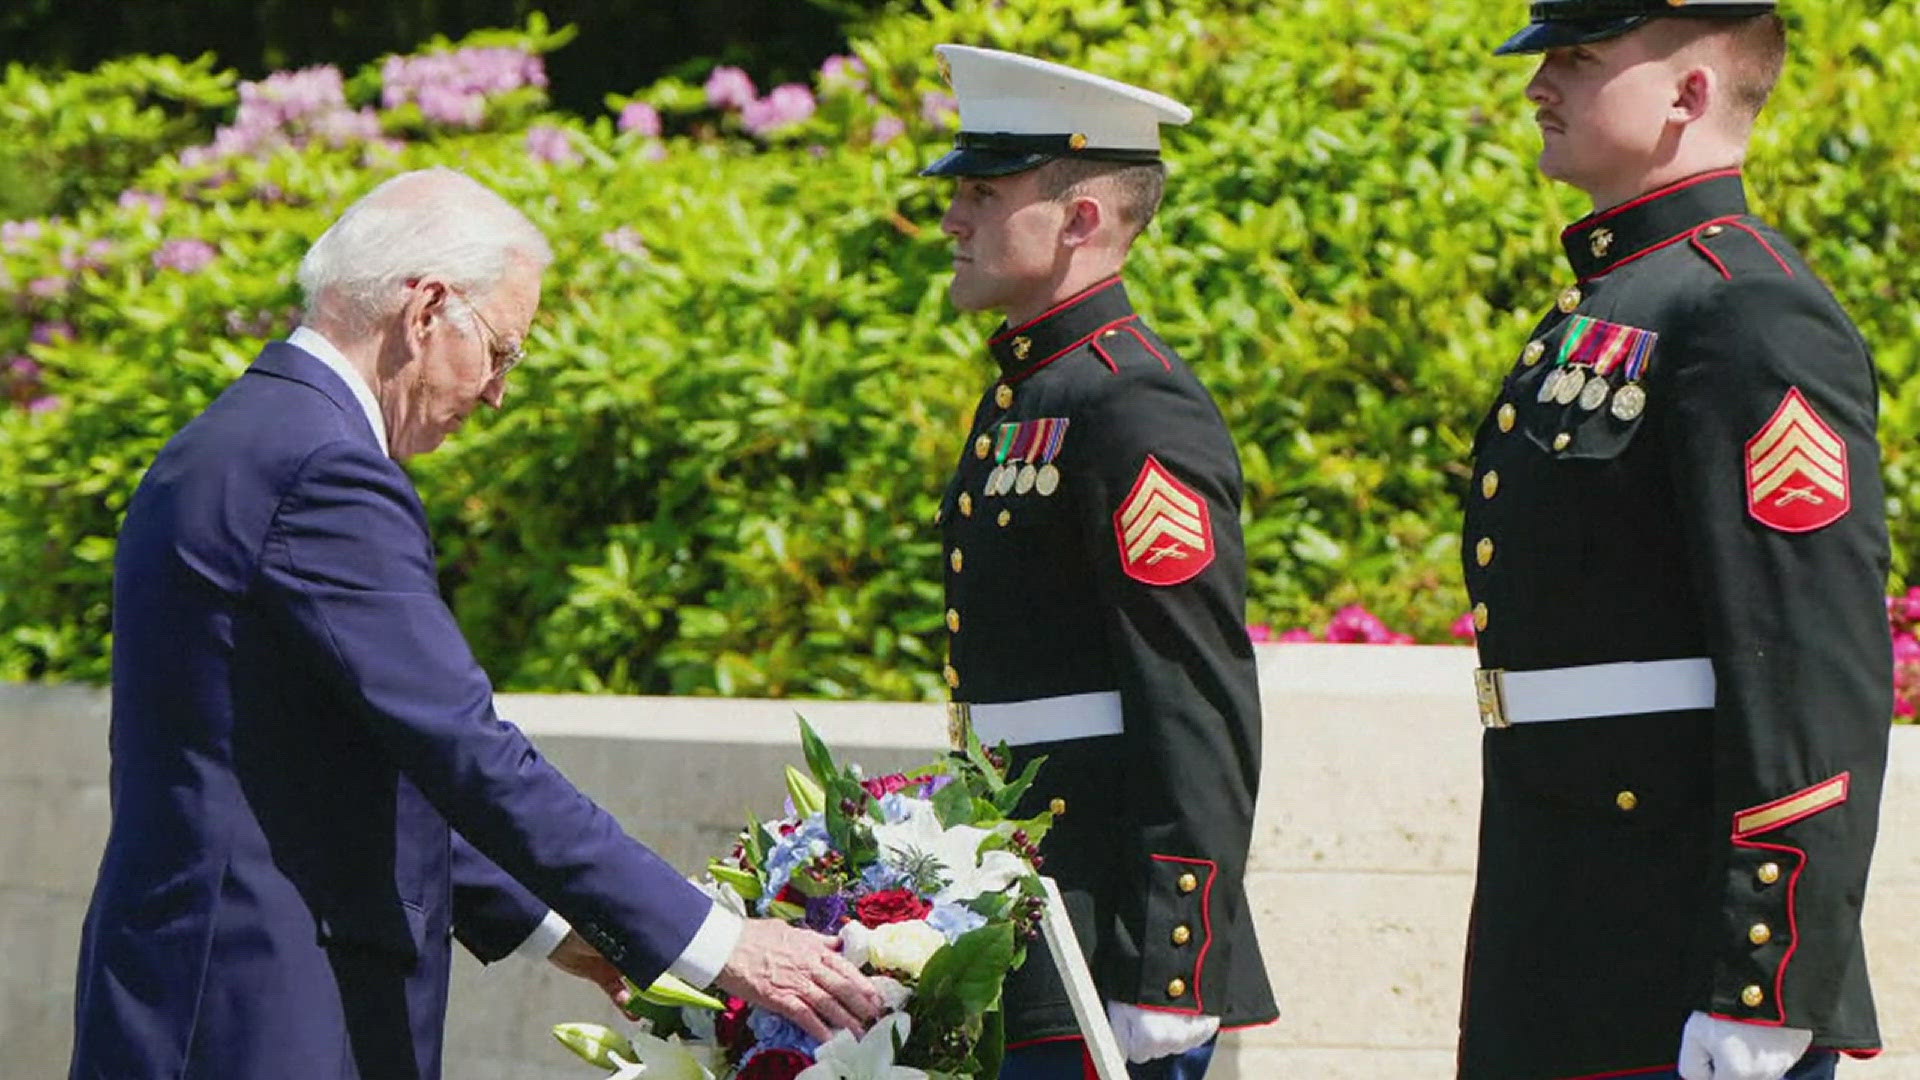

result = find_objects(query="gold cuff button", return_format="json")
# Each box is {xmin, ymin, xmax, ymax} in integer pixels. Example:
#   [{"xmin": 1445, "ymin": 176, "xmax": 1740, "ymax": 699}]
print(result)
[
  {"xmin": 1749, "ymin": 923, "xmax": 1772, "ymax": 946},
  {"xmin": 995, "ymin": 384, "xmax": 1014, "ymax": 409},
  {"xmin": 1615, "ymin": 790, "xmax": 1638, "ymax": 812},
  {"xmin": 1523, "ymin": 340, "xmax": 1546, "ymax": 366},
  {"xmin": 946, "ymin": 609, "xmax": 960, "ymax": 633},
  {"xmin": 1049, "ymin": 797, "xmax": 1066, "ymax": 816},
  {"xmin": 1476, "ymin": 538, "xmax": 1494, "ymax": 567},
  {"xmin": 1757, "ymin": 862, "xmax": 1781, "ymax": 885},
  {"xmin": 1166, "ymin": 978, "xmax": 1187, "ymax": 999},
  {"xmin": 1176, "ymin": 872, "xmax": 1199, "ymax": 895},
  {"xmin": 1481, "ymin": 471, "xmax": 1500, "ymax": 500},
  {"xmin": 1557, "ymin": 285, "xmax": 1582, "ymax": 313},
  {"xmin": 949, "ymin": 548, "xmax": 963, "ymax": 573},
  {"xmin": 1497, "ymin": 403, "xmax": 1516, "ymax": 432},
  {"xmin": 1472, "ymin": 603, "xmax": 1489, "ymax": 632},
  {"xmin": 959, "ymin": 492, "xmax": 973, "ymax": 517},
  {"xmin": 998, "ymin": 510, "xmax": 1011, "ymax": 527},
  {"xmin": 943, "ymin": 664, "xmax": 959, "ymax": 689},
  {"xmin": 1741, "ymin": 984, "xmax": 1765, "ymax": 1008},
  {"xmin": 1552, "ymin": 431, "xmax": 1573, "ymax": 452},
  {"xmin": 1171, "ymin": 925, "xmax": 1192, "ymax": 946},
  {"xmin": 974, "ymin": 434, "xmax": 991, "ymax": 459}
]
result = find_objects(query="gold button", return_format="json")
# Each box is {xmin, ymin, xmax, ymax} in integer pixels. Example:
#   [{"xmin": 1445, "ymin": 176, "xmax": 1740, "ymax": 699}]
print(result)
[
  {"xmin": 943, "ymin": 664, "xmax": 959, "ymax": 689},
  {"xmin": 1749, "ymin": 923, "xmax": 1772, "ymax": 946},
  {"xmin": 1557, "ymin": 285, "xmax": 1582, "ymax": 313},
  {"xmin": 1615, "ymin": 790, "xmax": 1638, "ymax": 812},
  {"xmin": 1011, "ymin": 335, "xmax": 1032, "ymax": 361},
  {"xmin": 946, "ymin": 608, "xmax": 960, "ymax": 633},
  {"xmin": 1476, "ymin": 538, "xmax": 1494, "ymax": 567},
  {"xmin": 1473, "ymin": 603, "xmax": 1489, "ymax": 631},
  {"xmin": 995, "ymin": 384, "xmax": 1014, "ymax": 409},
  {"xmin": 1757, "ymin": 862, "xmax": 1781, "ymax": 885},
  {"xmin": 1703, "ymin": 224, "xmax": 1726, "ymax": 238},
  {"xmin": 1553, "ymin": 431, "xmax": 1572, "ymax": 452},
  {"xmin": 974, "ymin": 434, "xmax": 991, "ymax": 459},
  {"xmin": 1171, "ymin": 925, "xmax": 1192, "ymax": 946},
  {"xmin": 1498, "ymin": 403, "xmax": 1516, "ymax": 432},
  {"xmin": 998, "ymin": 509, "xmax": 1011, "ymax": 527},
  {"xmin": 1049, "ymin": 797, "xmax": 1066, "ymax": 816},
  {"xmin": 959, "ymin": 492, "xmax": 973, "ymax": 517},
  {"xmin": 949, "ymin": 548, "xmax": 963, "ymax": 573},
  {"xmin": 1742, "ymin": 984, "xmax": 1765, "ymax": 1008},
  {"xmin": 1069, "ymin": 132, "xmax": 1089, "ymax": 151},
  {"xmin": 1523, "ymin": 340, "xmax": 1546, "ymax": 366},
  {"xmin": 1166, "ymin": 978, "xmax": 1187, "ymax": 999},
  {"xmin": 1176, "ymin": 873, "xmax": 1198, "ymax": 894},
  {"xmin": 1481, "ymin": 471, "xmax": 1500, "ymax": 500}
]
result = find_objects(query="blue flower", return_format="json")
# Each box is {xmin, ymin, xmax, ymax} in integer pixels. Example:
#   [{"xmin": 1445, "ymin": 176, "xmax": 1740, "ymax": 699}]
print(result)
[
  {"xmin": 927, "ymin": 900, "xmax": 988, "ymax": 942},
  {"xmin": 747, "ymin": 1006, "xmax": 821, "ymax": 1058}
]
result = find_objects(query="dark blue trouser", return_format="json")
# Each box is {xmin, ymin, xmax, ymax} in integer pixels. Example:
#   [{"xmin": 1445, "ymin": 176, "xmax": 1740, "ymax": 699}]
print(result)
[{"xmin": 1000, "ymin": 1037, "xmax": 1216, "ymax": 1080}]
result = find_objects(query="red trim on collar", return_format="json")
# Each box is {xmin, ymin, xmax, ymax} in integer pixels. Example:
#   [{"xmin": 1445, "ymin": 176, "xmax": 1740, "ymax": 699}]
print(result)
[
  {"xmin": 990, "ymin": 275, "xmax": 1126, "ymax": 345},
  {"xmin": 1569, "ymin": 167, "xmax": 1744, "ymax": 236},
  {"xmin": 1725, "ymin": 220, "xmax": 1796, "ymax": 276},
  {"xmin": 1006, "ymin": 314, "xmax": 1141, "ymax": 386},
  {"xmin": 1580, "ymin": 213, "xmax": 1743, "ymax": 283}
]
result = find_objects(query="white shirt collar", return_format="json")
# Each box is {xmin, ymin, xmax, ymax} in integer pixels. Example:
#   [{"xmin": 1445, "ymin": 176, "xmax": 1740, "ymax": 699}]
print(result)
[{"xmin": 287, "ymin": 325, "xmax": 388, "ymax": 456}]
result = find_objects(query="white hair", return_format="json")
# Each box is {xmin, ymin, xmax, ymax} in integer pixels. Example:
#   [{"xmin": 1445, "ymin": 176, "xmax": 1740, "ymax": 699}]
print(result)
[{"xmin": 296, "ymin": 167, "xmax": 553, "ymax": 334}]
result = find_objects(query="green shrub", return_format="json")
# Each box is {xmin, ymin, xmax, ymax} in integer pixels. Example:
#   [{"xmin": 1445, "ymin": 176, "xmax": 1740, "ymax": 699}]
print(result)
[{"xmin": 0, "ymin": 0, "xmax": 1913, "ymax": 698}]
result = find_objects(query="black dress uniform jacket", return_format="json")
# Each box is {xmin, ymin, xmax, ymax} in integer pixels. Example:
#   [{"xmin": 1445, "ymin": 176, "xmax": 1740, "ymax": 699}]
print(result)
[
  {"xmin": 1458, "ymin": 170, "xmax": 1892, "ymax": 1080},
  {"xmin": 936, "ymin": 277, "xmax": 1279, "ymax": 1044}
]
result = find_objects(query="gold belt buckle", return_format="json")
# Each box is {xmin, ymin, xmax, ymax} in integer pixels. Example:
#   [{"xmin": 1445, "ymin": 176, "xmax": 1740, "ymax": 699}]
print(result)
[
  {"xmin": 1474, "ymin": 668, "xmax": 1511, "ymax": 729},
  {"xmin": 947, "ymin": 701, "xmax": 973, "ymax": 750}
]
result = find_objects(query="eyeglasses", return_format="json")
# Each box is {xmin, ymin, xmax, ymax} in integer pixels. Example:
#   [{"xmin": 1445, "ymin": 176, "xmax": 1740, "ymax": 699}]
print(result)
[{"xmin": 446, "ymin": 288, "xmax": 526, "ymax": 382}]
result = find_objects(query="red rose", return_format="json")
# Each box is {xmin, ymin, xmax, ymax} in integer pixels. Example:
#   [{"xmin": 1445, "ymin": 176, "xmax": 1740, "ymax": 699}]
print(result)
[
  {"xmin": 736, "ymin": 1048, "xmax": 812, "ymax": 1080},
  {"xmin": 774, "ymin": 883, "xmax": 806, "ymax": 907},
  {"xmin": 860, "ymin": 772, "xmax": 912, "ymax": 799},
  {"xmin": 855, "ymin": 887, "xmax": 932, "ymax": 927}
]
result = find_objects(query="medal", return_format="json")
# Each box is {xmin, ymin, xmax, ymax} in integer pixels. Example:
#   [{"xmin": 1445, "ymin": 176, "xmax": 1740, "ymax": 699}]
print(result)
[
  {"xmin": 1537, "ymin": 369, "xmax": 1562, "ymax": 403},
  {"xmin": 984, "ymin": 464, "xmax": 1006, "ymax": 496},
  {"xmin": 1553, "ymin": 366, "xmax": 1586, "ymax": 406},
  {"xmin": 995, "ymin": 466, "xmax": 1018, "ymax": 496},
  {"xmin": 1015, "ymin": 463, "xmax": 1037, "ymax": 495},
  {"xmin": 1578, "ymin": 376, "xmax": 1610, "ymax": 411},
  {"xmin": 1036, "ymin": 463, "xmax": 1060, "ymax": 496},
  {"xmin": 1611, "ymin": 382, "xmax": 1647, "ymax": 421}
]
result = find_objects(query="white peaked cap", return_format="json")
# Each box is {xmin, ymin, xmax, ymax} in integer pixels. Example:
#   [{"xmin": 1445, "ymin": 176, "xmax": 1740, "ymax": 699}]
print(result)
[{"xmin": 921, "ymin": 44, "xmax": 1193, "ymax": 177}]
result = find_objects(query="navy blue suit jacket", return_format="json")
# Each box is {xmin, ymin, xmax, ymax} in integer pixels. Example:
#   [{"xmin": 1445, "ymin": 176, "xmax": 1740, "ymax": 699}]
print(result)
[{"xmin": 70, "ymin": 343, "xmax": 711, "ymax": 1078}]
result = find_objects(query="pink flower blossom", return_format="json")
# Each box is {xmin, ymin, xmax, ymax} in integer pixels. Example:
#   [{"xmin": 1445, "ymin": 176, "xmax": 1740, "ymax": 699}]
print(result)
[
  {"xmin": 1451, "ymin": 612, "xmax": 1478, "ymax": 641},
  {"xmin": 118, "ymin": 190, "xmax": 167, "ymax": 215},
  {"xmin": 26, "ymin": 396, "xmax": 60, "ymax": 414},
  {"xmin": 870, "ymin": 115, "xmax": 906, "ymax": 144},
  {"xmin": 524, "ymin": 125, "xmax": 580, "ymax": 165},
  {"xmin": 618, "ymin": 101, "xmax": 662, "ymax": 137},
  {"xmin": 1894, "ymin": 633, "xmax": 1920, "ymax": 667},
  {"xmin": 153, "ymin": 239, "xmax": 217, "ymax": 274},
  {"xmin": 382, "ymin": 47, "xmax": 546, "ymax": 124},
  {"xmin": 818, "ymin": 54, "xmax": 867, "ymax": 91},
  {"xmin": 920, "ymin": 90, "xmax": 958, "ymax": 127},
  {"xmin": 742, "ymin": 83, "xmax": 816, "ymax": 136},
  {"xmin": 1325, "ymin": 604, "xmax": 1393, "ymax": 644},
  {"xmin": 27, "ymin": 276, "xmax": 67, "ymax": 299},
  {"xmin": 30, "ymin": 322, "xmax": 72, "ymax": 345},
  {"xmin": 1277, "ymin": 629, "xmax": 1320, "ymax": 643},
  {"xmin": 6, "ymin": 357, "xmax": 39, "ymax": 382},
  {"xmin": 600, "ymin": 226, "xmax": 647, "ymax": 257},
  {"xmin": 60, "ymin": 240, "xmax": 116, "ymax": 274},
  {"xmin": 1246, "ymin": 624, "xmax": 1272, "ymax": 643},
  {"xmin": 2, "ymin": 220, "xmax": 44, "ymax": 252},
  {"xmin": 705, "ymin": 65, "xmax": 758, "ymax": 111}
]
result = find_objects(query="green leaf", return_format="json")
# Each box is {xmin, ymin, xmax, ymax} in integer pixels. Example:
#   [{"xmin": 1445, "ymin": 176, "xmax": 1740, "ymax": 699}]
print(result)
[
  {"xmin": 912, "ymin": 921, "xmax": 1016, "ymax": 1023},
  {"xmin": 931, "ymin": 771, "xmax": 975, "ymax": 828},
  {"xmin": 708, "ymin": 862, "xmax": 763, "ymax": 900},
  {"xmin": 797, "ymin": 713, "xmax": 840, "ymax": 788}
]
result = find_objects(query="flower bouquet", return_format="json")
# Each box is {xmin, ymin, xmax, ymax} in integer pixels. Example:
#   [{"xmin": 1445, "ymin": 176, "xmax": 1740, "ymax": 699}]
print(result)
[{"xmin": 552, "ymin": 718, "xmax": 1053, "ymax": 1079}]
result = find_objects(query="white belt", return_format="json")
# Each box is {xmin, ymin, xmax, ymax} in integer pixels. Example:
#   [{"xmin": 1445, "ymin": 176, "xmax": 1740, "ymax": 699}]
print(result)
[
  {"xmin": 1475, "ymin": 658, "xmax": 1716, "ymax": 728},
  {"xmin": 947, "ymin": 690, "xmax": 1124, "ymax": 749}
]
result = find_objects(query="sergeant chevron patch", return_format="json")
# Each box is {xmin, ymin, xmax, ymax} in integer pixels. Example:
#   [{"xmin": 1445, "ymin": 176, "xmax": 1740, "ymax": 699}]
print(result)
[
  {"xmin": 1114, "ymin": 455, "xmax": 1213, "ymax": 585},
  {"xmin": 1745, "ymin": 387, "xmax": 1850, "ymax": 533}
]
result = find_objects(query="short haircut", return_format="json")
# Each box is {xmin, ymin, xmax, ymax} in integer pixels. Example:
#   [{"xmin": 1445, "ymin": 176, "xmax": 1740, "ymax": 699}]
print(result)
[
  {"xmin": 1034, "ymin": 158, "xmax": 1168, "ymax": 242},
  {"xmin": 1665, "ymin": 13, "xmax": 1788, "ymax": 124}
]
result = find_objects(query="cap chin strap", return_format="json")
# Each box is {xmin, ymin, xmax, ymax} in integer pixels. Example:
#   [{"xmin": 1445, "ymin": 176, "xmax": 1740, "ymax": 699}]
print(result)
[{"xmin": 954, "ymin": 131, "xmax": 1163, "ymax": 163}]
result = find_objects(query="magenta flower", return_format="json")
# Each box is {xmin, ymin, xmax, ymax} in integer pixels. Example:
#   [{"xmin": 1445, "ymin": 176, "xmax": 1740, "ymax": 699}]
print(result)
[
  {"xmin": 704, "ymin": 65, "xmax": 758, "ymax": 110},
  {"xmin": 1277, "ymin": 629, "xmax": 1320, "ymax": 643},
  {"xmin": 1450, "ymin": 612, "xmax": 1478, "ymax": 641},
  {"xmin": 153, "ymin": 239, "xmax": 217, "ymax": 274},
  {"xmin": 26, "ymin": 396, "xmax": 60, "ymax": 415},
  {"xmin": 818, "ymin": 54, "xmax": 867, "ymax": 91},
  {"xmin": 870, "ymin": 115, "xmax": 906, "ymax": 144},
  {"xmin": 1325, "ymin": 604, "xmax": 1392, "ymax": 644},
  {"xmin": 1246, "ymin": 624, "xmax": 1273, "ymax": 643},
  {"xmin": 524, "ymin": 125, "xmax": 580, "ymax": 165},
  {"xmin": 618, "ymin": 101, "xmax": 662, "ymax": 137},
  {"xmin": 6, "ymin": 357, "xmax": 40, "ymax": 382},
  {"xmin": 382, "ymin": 47, "xmax": 546, "ymax": 124},
  {"xmin": 742, "ymin": 83, "xmax": 816, "ymax": 136}
]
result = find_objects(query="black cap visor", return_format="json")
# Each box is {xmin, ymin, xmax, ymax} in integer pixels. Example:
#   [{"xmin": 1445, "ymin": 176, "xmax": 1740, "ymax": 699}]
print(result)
[
  {"xmin": 920, "ymin": 146, "xmax": 1054, "ymax": 178},
  {"xmin": 1493, "ymin": 14, "xmax": 1648, "ymax": 55}
]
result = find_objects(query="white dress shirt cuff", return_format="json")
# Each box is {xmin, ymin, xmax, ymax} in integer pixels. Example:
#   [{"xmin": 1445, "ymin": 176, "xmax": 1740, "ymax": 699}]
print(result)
[
  {"xmin": 514, "ymin": 909, "xmax": 573, "ymax": 961},
  {"xmin": 668, "ymin": 901, "xmax": 744, "ymax": 988}
]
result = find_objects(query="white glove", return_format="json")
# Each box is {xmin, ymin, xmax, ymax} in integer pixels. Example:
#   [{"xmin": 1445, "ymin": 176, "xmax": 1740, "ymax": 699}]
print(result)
[
  {"xmin": 1678, "ymin": 1011, "xmax": 1814, "ymax": 1080},
  {"xmin": 1105, "ymin": 1000, "xmax": 1220, "ymax": 1064}
]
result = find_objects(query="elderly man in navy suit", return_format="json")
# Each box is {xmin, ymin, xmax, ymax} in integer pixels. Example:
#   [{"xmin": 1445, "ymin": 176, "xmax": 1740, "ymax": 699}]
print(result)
[{"xmin": 69, "ymin": 168, "xmax": 882, "ymax": 1079}]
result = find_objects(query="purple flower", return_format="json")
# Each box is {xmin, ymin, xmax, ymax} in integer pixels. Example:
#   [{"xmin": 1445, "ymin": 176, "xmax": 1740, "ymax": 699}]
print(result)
[
  {"xmin": 617, "ymin": 101, "xmax": 662, "ymax": 136},
  {"xmin": 818, "ymin": 54, "xmax": 867, "ymax": 91},
  {"xmin": 6, "ymin": 357, "xmax": 40, "ymax": 382},
  {"xmin": 27, "ymin": 276, "xmax": 67, "ymax": 299},
  {"xmin": 917, "ymin": 773, "xmax": 955, "ymax": 798},
  {"xmin": 870, "ymin": 115, "xmax": 906, "ymax": 145},
  {"xmin": 30, "ymin": 322, "xmax": 72, "ymax": 346},
  {"xmin": 153, "ymin": 239, "xmax": 217, "ymax": 274},
  {"xmin": 26, "ymin": 396, "xmax": 60, "ymax": 415},
  {"xmin": 802, "ymin": 893, "xmax": 849, "ymax": 933},
  {"xmin": 382, "ymin": 47, "xmax": 547, "ymax": 124},
  {"xmin": 524, "ymin": 125, "xmax": 580, "ymax": 165},
  {"xmin": 1, "ymin": 219, "xmax": 44, "ymax": 252},
  {"xmin": 705, "ymin": 65, "xmax": 758, "ymax": 110},
  {"xmin": 742, "ymin": 83, "xmax": 816, "ymax": 137},
  {"xmin": 60, "ymin": 240, "xmax": 116, "ymax": 274},
  {"xmin": 920, "ymin": 90, "xmax": 958, "ymax": 127},
  {"xmin": 600, "ymin": 226, "xmax": 646, "ymax": 257},
  {"xmin": 117, "ymin": 190, "xmax": 167, "ymax": 215}
]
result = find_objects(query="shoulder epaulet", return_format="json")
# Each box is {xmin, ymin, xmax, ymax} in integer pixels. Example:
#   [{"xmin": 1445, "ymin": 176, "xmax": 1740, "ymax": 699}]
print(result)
[
  {"xmin": 1082, "ymin": 317, "xmax": 1176, "ymax": 376},
  {"xmin": 1687, "ymin": 218, "xmax": 1799, "ymax": 283}
]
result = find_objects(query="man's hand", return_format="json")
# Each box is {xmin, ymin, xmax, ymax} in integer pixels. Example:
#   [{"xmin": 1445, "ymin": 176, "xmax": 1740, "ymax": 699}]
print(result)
[
  {"xmin": 1678, "ymin": 1011, "xmax": 1813, "ymax": 1080},
  {"xmin": 547, "ymin": 930, "xmax": 634, "ymax": 1013},
  {"xmin": 713, "ymin": 917, "xmax": 885, "ymax": 1043}
]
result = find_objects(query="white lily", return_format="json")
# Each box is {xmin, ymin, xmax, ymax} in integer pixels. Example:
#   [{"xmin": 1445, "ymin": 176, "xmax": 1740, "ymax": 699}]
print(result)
[
  {"xmin": 794, "ymin": 1012, "xmax": 926, "ymax": 1080},
  {"xmin": 607, "ymin": 1030, "xmax": 720, "ymax": 1080},
  {"xmin": 870, "ymin": 803, "xmax": 1026, "ymax": 904}
]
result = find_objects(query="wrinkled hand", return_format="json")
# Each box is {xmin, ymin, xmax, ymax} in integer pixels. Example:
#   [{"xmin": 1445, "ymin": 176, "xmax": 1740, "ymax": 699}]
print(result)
[
  {"xmin": 714, "ymin": 917, "xmax": 885, "ymax": 1043},
  {"xmin": 1678, "ymin": 1011, "xmax": 1813, "ymax": 1080},
  {"xmin": 547, "ymin": 930, "xmax": 635, "ymax": 1013}
]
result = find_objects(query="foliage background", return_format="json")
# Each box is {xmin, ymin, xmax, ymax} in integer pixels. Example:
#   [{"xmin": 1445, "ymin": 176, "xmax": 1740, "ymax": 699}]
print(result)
[{"xmin": 0, "ymin": 0, "xmax": 1913, "ymax": 701}]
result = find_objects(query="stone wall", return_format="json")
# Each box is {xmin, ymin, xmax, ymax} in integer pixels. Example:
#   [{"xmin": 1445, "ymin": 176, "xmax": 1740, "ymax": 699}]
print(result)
[{"xmin": 3, "ymin": 645, "xmax": 1915, "ymax": 1077}]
